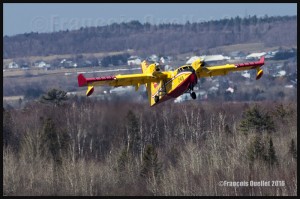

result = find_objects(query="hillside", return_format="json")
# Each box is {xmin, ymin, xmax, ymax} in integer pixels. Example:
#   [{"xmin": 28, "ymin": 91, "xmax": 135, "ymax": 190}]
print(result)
[{"xmin": 3, "ymin": 15, "xmax": 296, "ymax": 58}]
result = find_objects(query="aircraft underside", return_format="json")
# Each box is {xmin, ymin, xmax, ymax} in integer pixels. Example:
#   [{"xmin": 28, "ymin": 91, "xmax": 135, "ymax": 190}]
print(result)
[{"xmin": 152, "ymin": 72, "xmax": 197, "ymax": 106}]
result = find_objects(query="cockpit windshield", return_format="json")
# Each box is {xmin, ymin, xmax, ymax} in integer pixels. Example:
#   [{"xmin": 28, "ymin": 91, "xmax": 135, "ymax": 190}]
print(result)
[{"xmin": 177, "ymin": 65, "xmax": 194, "ymax": 73}]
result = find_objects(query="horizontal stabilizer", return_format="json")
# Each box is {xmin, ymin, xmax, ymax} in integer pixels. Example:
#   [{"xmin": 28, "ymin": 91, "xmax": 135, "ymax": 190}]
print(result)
[{"xmin": 235, "ymin": 56, "xmax": 265, "ymax": 68}]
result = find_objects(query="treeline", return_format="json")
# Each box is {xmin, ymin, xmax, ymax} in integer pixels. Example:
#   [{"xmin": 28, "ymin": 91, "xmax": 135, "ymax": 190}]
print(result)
[
  {"xmin": 3, "ymin": 15, "xmax": 297, "ymax": 58},
  {"xmin": 100, "ymin": 53, "xmax": 130, "ymax": 67},
  {"xmin": 3, "ymin": 93, "xmax": 297, "ymax": 196}
]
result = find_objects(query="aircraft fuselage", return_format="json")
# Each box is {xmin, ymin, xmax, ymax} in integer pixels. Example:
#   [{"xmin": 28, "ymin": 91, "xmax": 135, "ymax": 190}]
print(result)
[{"xmin": 151, "ymin": 66, "xmax": 197, "ymax": 105}]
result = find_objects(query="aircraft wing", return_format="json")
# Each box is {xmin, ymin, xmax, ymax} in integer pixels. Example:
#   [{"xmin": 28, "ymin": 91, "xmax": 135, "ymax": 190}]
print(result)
[
  {"xmin": 196, "ymin": 56, "xmax": 265, "ymax": 79},
  {"xmin": 78, "ymin": 72, "xmax": 168, "ymax": 96}
]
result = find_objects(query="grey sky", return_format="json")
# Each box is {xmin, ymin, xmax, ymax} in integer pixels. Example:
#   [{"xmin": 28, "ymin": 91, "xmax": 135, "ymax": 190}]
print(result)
[{"xmin": 3, "ymin": 3, "xmax": 297, "ymax": 36}]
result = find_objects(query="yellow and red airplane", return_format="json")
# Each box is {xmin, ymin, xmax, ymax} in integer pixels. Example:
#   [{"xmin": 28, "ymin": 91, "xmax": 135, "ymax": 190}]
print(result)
[{"xmin": 78, "ymin": 56, "xmax": 265, "ymax": 106}]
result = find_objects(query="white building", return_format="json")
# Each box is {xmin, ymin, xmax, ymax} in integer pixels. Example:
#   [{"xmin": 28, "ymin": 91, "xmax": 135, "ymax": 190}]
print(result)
[
  {"xmin": 246, "ymin": 52, "xmax": 266, "ymax": 60},
  {"xmin": 241, "ymin": 71, "xmax": 251, "ymax": 79},
  {"xmin": 229, "ymin": 51, "xmax": 246, "ymax": 60},
  {"xmin": 159, "ymin": 56, "xmax": 171, "ymax": 64},
  {"xmin": 109, "ymin": 86, "xmax": 134, "ymax": 94},
  {"xmin": 147, "ymin": 54, "xmax": 159, "ymax": 62},
  {"xmin": 35, "ymin": 61, "xmax": 50, "ymax": 68},
  {"xmin": 273, "ymin": 70, "xmax": 287, "ymax": 77},
  {"xmin": 127, "ymin": 56, "xmax": 142, "ymax": 66},
  {"xmin": 208, "ymin": 86, "xmax": 219, "ymax": 93},
  {"xmin": 226, "ymin": 87, "xmax": 235, "ymax": 93},
  {"xmin": 8, "ymin": 62, "xmax": 19, "ymax": 69}
]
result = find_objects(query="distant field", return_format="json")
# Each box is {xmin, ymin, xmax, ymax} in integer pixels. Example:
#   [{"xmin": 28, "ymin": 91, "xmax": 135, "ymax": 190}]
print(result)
[
  {"xmin": 3, "ymin": 67, "xmax": 84, "ymax": 78},
  {"xmin": 3, "ymin": 49, "xmax": 134, "ymax": 68},
  {"xmin": 178, "ymin": 42, "xmax": 297, "ymax": 60},
  {"xmin": 208, "ymin": 42, "xmax": 297, "ymax": 54},
  {"xmin": 3, "ymin": 64, "xmax": 139, "ymax": 78},
  {"xmin": 3, "ymin": 95, "xmax": 24, "ymax": 101}
]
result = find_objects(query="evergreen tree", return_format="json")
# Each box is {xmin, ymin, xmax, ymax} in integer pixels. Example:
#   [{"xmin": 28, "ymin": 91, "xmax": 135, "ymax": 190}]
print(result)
[
  {"xmin": 224, "ymin": 124, "xmax": 232, "ymax": 135},
  {"xmin": 247, "ymin": 135, "xmax": 267, "ymax": 163},
  {"xmin": 40, "ymin": 118, "xmax": 70, "ymax": 163},
  {"xmin": 140, "ymin": 144, "xmax": 162, "ymax": 180},
  {"xmin": 166, "ymin": 145, "xmax": 181, "ymax": 166},
  {"xmin": 289, "ymin": 139, "xmax": 297, "ymax": 159},
  {"xmin": 116, "ymin": 147, "xmax": 131, "ymax": 184},
  {"xmin": 239, "ymin": 105, "xmax": 275, "ymax": 134},
  {"xmin": 41, "ymin": 118, "xmax": 61, "ymax": 164},
  {"xmin": 40, "ymin": 88, "xmax": 68, "ymax": 107},
  {"xmin": 273, "ymin": 103, "xmax": 293, "ymax": 123},
  {"xmin": 117, "ymin": 148, "xmax": 129, "ymax": 173},
  {"xmin": 266, "ymin": 137, "xmax": 278, "ymax": 166},
  {"xmin": 59, "ymin": 129, "xmax": 71, "ymax": 158},
  {"xmin": 3, "ymin": 108, "xmax": 15, "ymax": 149},
  {"xmin": 126, "ymin": 110, "xmax": 141, "ymax": 156}
]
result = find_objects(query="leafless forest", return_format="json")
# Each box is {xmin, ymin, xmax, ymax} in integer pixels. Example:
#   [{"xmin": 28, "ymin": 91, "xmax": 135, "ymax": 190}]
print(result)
[{"xmin": 3, "ymin": 97, "xmax": 297, "ymax": 196}]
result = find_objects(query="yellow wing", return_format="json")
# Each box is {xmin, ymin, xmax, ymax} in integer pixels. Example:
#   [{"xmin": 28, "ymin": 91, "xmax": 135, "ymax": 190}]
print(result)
[
  {"xmin": 192, "ymin": 57, "xmax": 265, "ymax": 80},
  {"xmin": 78, "ymin": 72, "xmax": 168, "ymax": 96}
]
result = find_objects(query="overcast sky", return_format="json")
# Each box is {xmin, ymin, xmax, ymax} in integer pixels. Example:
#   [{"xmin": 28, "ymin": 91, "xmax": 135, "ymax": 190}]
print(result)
[{"xmin": 3, "ymin": 3, "xmax": 297, "ymax": 36}]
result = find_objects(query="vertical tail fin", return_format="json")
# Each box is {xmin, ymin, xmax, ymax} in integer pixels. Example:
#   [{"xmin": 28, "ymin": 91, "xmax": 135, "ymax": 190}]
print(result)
[
  {"xmin": 78, "ymin": 74, "xmax": 94, "ymax": 96},
  {"xmin": 259, "ymin": 56, "xmax": 265, "ymax": 65},
  {"xmin": 78, "ymin": 74, "xmax": 87, "ymax": 87}
]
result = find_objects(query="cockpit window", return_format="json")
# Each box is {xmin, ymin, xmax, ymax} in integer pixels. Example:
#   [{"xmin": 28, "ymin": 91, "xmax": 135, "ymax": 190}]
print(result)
[{"xmin": 177, "ymin": 65, "xmax": 194, "ymax": 74}]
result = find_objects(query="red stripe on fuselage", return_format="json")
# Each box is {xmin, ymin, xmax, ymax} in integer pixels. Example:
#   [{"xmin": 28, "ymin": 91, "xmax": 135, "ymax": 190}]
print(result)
[
  {"xmin": 168, "ymin": 73, "xmax": 197, "ymax": 98},
  {"xmin": 151, "ymin": 71, "xmax": 193, "ymax": 98},
  {"xmin": 152, "ymin": 73, "xmax": 197, "ymax": 106}
]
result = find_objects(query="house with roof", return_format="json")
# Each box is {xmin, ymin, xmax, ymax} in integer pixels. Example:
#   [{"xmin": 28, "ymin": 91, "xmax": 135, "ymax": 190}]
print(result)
[
  {"xmin": 264, "ymin": 50, "xmax": 279, "ymax": 59},
  {"xmin": 127, "ymin": 56, "xmax": 142, "ymax": 66},
  {"xmin": 241, "ymin": 71, "xmax": 251, "ymax": 79},
  {"xmin": 8, "ymin": 62, "xmax": 19, "ymax": 69},
  {"xmin": 273, "ymin": 70, "xmax": 287, "ymax": 77},
  {"xmin": 229, "ymin": 51, "xmax": 246, "ymax": 60},
  {"xmin": 246, "ymin": 52, "xmax": 266, "ymax": 60},
  {"xmin": 20, "ymin": 63, "xmax": 30, "ymax": 70},
  {"xmin": 159, "ymin": 56, "xmax": 171, "ymax": 65},
  {"xmin": 34, "ymin": 61, "xmax": 51, "ymax": 68},
  {"xmin": 60, "ymin": 59, "xmax": 77, "ymax": 68},
  {"xmin": 147, "ymin": 54, "xmax": 159, "ymax": 62}
]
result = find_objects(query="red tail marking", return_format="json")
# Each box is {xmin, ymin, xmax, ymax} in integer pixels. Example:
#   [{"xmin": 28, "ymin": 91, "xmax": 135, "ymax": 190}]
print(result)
[
  {"xmin": 78, "ymin": 74, "xmax": 87, "ymax": 87},
  {"xmin": 259, "ymin": 56, "xmax": 265, "ymax": 64}
]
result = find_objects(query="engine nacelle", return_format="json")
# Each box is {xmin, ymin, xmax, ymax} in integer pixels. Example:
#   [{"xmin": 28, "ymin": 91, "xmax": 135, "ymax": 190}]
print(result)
[
  {"xmin": 256, "ymin": 68, "xmax": 263, "ymax": 80},
  {"xmin": 86, "ymin": 85, "xmax": 94, "ymax": 96}
]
